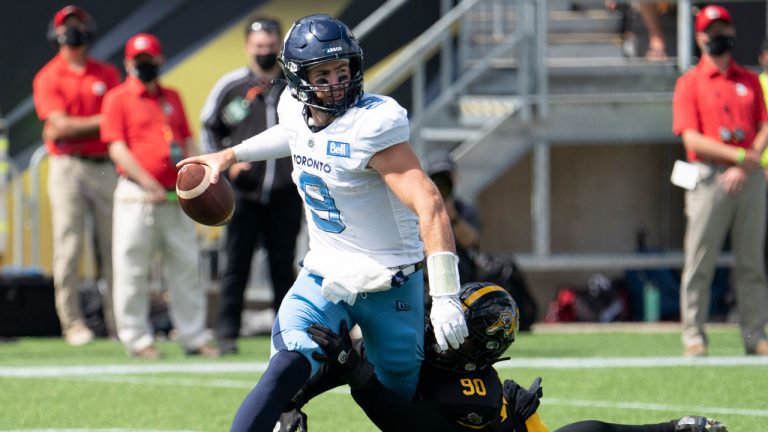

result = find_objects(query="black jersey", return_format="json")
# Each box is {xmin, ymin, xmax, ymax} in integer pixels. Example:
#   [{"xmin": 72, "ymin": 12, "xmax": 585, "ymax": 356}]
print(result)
[
  {"xmin": 296, "ymin": 343, "xmax": 543, "ymax": 431},
  {"xmin": 417, "ymin": 363, "xmax": 504, "ymax": 430}
]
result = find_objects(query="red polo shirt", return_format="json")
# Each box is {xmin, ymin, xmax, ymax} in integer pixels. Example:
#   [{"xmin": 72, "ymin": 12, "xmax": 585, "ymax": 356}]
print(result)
[
  {"xmin": 673, "ymin": 57, "xmax": 768, "ymax": 163},
  {"xmin": 100, "ymin": 76, "xmax": 192, "ymax": 189},
  {"xmin": 32, "ymin": 54, "xmax": 121, "ymax": 156}
]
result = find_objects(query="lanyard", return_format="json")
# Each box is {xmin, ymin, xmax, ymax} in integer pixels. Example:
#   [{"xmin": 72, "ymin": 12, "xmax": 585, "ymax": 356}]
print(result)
[
  {"xmin": 157, "ymin": 91, "xmax": 175, "ymax": 145},
  {"xmin": 242, "ymin": 82, "xmax": 267, "ymax": 109}
]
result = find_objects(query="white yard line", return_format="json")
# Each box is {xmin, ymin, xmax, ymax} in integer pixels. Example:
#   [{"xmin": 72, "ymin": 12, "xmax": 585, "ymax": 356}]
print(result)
[
  {"xmin": 1, "ymin": 356, "xmax": 767, "ymax": 378},
  {"xmin": 2, "ymin": 359, "xmax": 766, "ymax": 426},
  {"xmin": 0, "ymin": 362, "xmax": 269, "ymax": 377}
]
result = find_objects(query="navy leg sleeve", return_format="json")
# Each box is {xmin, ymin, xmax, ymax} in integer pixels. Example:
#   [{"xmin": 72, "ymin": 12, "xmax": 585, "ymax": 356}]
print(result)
[{"xmin": 230, "ymin": 350, "xmax": 311, "ymax": 432}]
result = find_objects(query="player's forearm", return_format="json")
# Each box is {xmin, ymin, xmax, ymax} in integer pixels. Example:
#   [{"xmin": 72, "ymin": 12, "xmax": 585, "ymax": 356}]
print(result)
[
  {"xmin": 416, "ymin": 189, "xmax": 456, "ymax": 257},
  {"xmin": 45, "ymin": 113, "xmax": 101, "ymax": 141},
  {"xmin": 232, "ymin": 125, "xmax": 291, "ymax": 161}
]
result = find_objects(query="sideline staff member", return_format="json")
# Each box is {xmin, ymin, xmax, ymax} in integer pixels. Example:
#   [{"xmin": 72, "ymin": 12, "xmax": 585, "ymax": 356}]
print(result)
[
  {"xmin": 200, "ymin": 16, "xmax": 302, "ymax": 355},
  {"xmin": 101, "ymin": 33, "xmax": 218, "ymax": 359},
  {"xmin": 672, "ymin": 4, "xmax": 768, "ymax": 357},
  {"xmin": 32, "ymin": 5, "xmax": 120, "ymax": 346}
]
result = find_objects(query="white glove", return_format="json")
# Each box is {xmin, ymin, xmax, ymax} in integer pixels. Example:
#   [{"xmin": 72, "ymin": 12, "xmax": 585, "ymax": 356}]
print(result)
[{"xmin": 430, "ymin": 294, "xmax": 469, "ymax": 351}]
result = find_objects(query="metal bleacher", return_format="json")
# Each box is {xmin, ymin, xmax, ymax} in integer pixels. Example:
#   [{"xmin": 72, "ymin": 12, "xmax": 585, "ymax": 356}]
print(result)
[{"xmin": 366, "ymin": 0, "xmax": 745, "ymax": 273}]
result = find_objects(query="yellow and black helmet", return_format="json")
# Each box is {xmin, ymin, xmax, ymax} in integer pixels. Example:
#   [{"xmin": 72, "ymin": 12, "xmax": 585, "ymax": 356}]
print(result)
[{"xmin": 426, "ymin": 282, "xmax": 520, "ymax": 373}]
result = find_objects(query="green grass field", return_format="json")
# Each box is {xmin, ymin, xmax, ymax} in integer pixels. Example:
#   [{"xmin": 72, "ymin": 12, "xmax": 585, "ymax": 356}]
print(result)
[{"xmin": 1, "ymin": 325, "xmax": 766, "ymax": 431}]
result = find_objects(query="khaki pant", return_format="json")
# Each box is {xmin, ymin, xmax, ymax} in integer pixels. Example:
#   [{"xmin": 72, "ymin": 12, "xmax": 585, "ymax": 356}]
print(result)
[
  {"xmin": 681, "ymin": 162, "xmax": 768, "ymax": 351},
  {"xmin": 112, "ymin": 178, "xmax": 209, "ymax": 353},
  {"xmin": 48, "ymin": 155, "xmax": 117, "ymax": 335}
]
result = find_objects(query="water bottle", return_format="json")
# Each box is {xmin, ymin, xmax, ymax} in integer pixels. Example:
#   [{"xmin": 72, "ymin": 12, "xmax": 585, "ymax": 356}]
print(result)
[{"xmin": 643, "ymin": 280, "xmax": 661, "ymax": 322}]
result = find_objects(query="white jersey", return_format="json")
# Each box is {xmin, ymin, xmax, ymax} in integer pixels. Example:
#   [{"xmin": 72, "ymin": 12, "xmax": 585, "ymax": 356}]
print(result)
[{"xmin": 277, "ymin": 90, "xmax": 424, "ymax": 268}]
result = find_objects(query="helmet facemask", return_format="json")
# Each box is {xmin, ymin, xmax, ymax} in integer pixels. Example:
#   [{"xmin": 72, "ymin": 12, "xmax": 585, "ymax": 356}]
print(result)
[
  {"xmin": 283, "ymin": 55, "xmax": 363, "ymax": 116},
  {"xmin": 280, "ymin": 14, "xmax": 365, "ymax": 117}
]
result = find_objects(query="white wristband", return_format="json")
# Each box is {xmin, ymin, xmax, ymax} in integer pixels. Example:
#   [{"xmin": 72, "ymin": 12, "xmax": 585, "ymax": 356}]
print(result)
[{"xmin": 427, "ymin": 252, "xmax": 461, "ymax": 297}]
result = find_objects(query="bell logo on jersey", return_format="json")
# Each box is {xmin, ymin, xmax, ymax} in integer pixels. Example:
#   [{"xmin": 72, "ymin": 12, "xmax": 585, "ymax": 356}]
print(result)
[
  {"xmin": 486, "ymin": 310, "xmax": 517, "ymax": 339},
  {"xmin": 327, "ymin": 140, "xmax": 350, "ymax": 158}
]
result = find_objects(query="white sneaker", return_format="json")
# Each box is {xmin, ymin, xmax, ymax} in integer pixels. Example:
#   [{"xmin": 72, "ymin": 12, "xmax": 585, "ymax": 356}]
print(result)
[{"xmin": 65, "ymin": 323, "xmax": 94, "ymax": 346}]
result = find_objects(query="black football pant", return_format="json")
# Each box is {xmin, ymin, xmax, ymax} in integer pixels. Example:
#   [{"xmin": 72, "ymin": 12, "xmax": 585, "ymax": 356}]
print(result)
[{"xmin": 216, "ymin": 191, "xmax": 302, "ymax": 341}]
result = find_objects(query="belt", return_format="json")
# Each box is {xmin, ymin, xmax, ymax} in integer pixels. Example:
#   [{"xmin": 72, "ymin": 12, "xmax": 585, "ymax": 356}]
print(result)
[
  {"xmin": 390, "ymin": 261, "xmax": 424, "ymax": 287},
  {"xmin": 69, "ymin": 154, "xmax": 111, "ymax": 163},
  {"xmin": 390, "ymin": 261, "xmax": 424, "ymax": 277}
]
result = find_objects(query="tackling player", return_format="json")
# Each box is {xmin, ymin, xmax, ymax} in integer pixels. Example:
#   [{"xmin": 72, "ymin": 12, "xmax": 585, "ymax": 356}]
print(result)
[
  {"xmin": 178, "ymin": 14, "xmax": 468, "ymax": 431},
  {"xmin": 278, "ymin": 282, "xmax": 727, "ymax": 432}
]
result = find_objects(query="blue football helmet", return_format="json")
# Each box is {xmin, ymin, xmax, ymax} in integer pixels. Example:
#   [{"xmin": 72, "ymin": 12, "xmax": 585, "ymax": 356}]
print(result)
[
  {"xmin": 280, "ymin": 14, "xmax": 364, "ymax": 116},
  {"xmin": 426, "ymin": 282, "xmax": 520, "ymax": 372}
]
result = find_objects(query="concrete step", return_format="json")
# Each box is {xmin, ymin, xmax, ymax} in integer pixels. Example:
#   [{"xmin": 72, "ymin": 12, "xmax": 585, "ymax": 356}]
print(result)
[
  {"xmin": 461, "ymin": 57, "xmax": 677, "ymax": 97},
  {"xmin": 464, "ymin": 9, "xmax": 621, "ymax": 35},
  {"xmin": 456, "ymin": 95, "xmax": 523, "ymax": 126},
  {"xmin": 547, "ymin": 0, "xmax": 608, "ymax": 10},
  {"xmin": 548, "ymin": 62, "xmax": 679, "ymax": 94},
  {"xmin": 419, "ymin": 127, "xmax": 481, "ymax": 142},
  {"xmin": 548, "ymin": 9, "xmax": 621, "ymax": 33}
]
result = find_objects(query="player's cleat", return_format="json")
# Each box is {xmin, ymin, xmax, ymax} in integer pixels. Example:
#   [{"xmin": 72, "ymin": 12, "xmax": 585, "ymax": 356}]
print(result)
[{"xmin": 674, "ymin": 416, "xmax": 727, "ymax": 431}]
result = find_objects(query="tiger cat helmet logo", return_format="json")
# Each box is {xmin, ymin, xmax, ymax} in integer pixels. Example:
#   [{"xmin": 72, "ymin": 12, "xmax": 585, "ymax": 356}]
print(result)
[{"xmin": 485, "ymin": 308, "xmax": 518, "ymax": 339}]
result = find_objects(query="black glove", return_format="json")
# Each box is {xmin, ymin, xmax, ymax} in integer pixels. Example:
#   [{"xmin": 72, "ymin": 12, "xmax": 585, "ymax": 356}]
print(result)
[
  {"xmin": 275, "ymin": 405, "xmax": 307, "ymax": 432},
  {"xmin": 503, "ymin": 377, "xmax": 543, "ymax": 421},
  {"xmin": 307, "ymin": 320, "xmax": 374, "ymax": 389}
]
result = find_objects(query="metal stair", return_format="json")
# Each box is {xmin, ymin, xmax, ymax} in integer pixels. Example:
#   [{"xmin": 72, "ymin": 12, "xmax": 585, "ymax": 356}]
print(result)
[
  {"xmin": 367, "ymin": 0, "xmax": 690, "ymax": 270},
  {"xmin": 411, "ymin": 0, "xmax": 681, "ymax": 202}
]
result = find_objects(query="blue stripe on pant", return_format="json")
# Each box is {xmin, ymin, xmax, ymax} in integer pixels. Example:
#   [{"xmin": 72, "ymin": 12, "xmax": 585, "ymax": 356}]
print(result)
[{"xmin": 271, "ymin": 268, "xmax": 425, "ymax": 399}]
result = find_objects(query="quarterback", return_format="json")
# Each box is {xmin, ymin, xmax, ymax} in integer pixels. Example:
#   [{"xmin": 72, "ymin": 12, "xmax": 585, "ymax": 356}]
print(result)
[
  {"xmin": 178, "ymin": 14, "xmax": 468, "ymax": 431},
  {"xmin": 278, "ymin": 283, "xmax": 727, "ymax": 432}
]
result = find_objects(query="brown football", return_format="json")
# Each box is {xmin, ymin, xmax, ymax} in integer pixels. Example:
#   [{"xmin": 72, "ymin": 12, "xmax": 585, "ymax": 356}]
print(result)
[{"xmin": 176, "ymin": 163, "xmax": 234, "ymax": 226}]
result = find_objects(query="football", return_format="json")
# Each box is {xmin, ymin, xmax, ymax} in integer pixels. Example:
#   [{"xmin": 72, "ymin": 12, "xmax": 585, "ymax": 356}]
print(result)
[{"xmin": 176, "ymin": 163, "xmax": 235, "ymax": 226}]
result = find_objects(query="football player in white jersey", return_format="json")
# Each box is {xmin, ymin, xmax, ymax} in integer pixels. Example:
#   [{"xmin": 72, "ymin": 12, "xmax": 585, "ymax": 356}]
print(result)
[{"xmin": 178, "ymin": 14, "xmax": 468, "ymax": 431}]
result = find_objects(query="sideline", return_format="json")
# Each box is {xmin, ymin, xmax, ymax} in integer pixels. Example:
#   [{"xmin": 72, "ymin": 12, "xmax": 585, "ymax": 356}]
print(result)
[{"xmin": 2, "ymin": 356, "xmax": 767, "ymax": 378}]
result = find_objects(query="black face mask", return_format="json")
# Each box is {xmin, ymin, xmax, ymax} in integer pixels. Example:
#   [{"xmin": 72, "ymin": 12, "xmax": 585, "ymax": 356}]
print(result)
[
  {"xmin": 255, "ymin": 53, "xmax": 278, "ymax": 70},
  {"xmin": 58, "ymin": 27, "xmax": 91, "ymax": 47},
  {"xmin": 705, "ymin": 35, "xmax": 736, "ymax": 56},
  {"xmin": 134, "ymin": 62, "xmax": 160, "ymax": 82}
]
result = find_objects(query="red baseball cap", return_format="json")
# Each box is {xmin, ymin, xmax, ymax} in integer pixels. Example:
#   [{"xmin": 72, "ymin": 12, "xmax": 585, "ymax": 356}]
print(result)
[
  {"xmin": 52, "ymin": 5, "xmax": 91, "ymax": 27},
  {"xmin": 695, "ymin": 5, "xmax": 733, "ymax": 32},
  {"xmin": 125, "ymin": 33, "xmax": 163, "ymax": 59}
]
